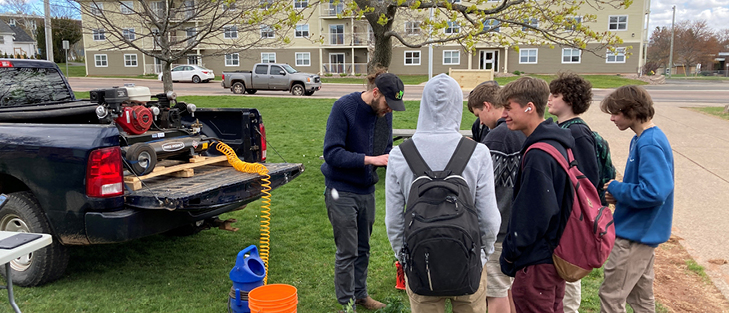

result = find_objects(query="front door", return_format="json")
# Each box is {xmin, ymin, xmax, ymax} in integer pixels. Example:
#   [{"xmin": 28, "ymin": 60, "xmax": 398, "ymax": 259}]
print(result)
[
  {"xmin": 253, "ymin": 64, "xmax": 270, "ymax": 89},
  {"xmin": 329, "ymin": 53, "xmax": 345, "ymax": 74},
  {"xmin": 479, "ymin": 50, "xmax": 499, "ymax": 71},
  {"xmin": 269, "ymin": 65, "xmax": 288, "ymax": 90},
  {"xmin": 330, "ymin": 25, "xmax": 344, "ymax": 45}
]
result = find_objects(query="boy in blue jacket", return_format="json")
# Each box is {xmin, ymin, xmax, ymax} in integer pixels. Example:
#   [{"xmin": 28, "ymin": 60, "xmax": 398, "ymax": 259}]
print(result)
[{"xmin": 598, "ymin": 85, "xmax": 674, "ymax": 313}]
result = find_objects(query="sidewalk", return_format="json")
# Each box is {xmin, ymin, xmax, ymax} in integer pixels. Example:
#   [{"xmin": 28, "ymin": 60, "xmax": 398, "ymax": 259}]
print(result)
[{"xmin": 581, "ymin": 100, "xmax": 729, "ymax": 299}]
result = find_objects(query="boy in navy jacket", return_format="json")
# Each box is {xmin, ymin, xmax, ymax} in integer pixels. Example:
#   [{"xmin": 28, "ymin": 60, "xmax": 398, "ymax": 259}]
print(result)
[{"xmin": 598, "ymin": 85, "xmax": 674, "ymax": 313}]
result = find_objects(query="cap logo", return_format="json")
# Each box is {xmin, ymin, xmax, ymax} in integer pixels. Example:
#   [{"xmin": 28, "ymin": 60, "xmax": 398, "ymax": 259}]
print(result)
[{"xmin": 395, "ymin": 90, "xmax": 404, "ymax": 100}]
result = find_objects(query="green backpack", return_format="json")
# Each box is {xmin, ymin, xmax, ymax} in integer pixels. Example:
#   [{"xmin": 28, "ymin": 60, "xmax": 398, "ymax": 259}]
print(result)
[{"xmin": 560, "ymin": 118, "xmax": 617, "ymax": 205}]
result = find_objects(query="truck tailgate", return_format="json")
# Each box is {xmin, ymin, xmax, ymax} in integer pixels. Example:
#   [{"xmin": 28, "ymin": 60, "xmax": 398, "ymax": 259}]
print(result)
[{"xmin": 124, "ymin": 162, "xmax": 303, "ymax": 210}]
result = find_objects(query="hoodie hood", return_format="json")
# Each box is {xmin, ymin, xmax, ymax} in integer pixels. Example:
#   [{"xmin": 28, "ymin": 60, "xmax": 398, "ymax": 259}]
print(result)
[
  {"xmin": 414, "ymin": 73, "xmax": 463, "ymax": 134},
  {"xmin": 521, "ymin": 118, "xmax": 575, "ymax": 153}
]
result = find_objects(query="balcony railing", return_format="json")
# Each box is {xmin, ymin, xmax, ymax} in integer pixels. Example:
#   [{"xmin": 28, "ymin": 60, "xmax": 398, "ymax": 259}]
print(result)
[
  {"xmin": 322, "ymin": 32, "xmax": 374, "ymax": 46},
  {"xmin": 321, "ymin": 3, "xmax": 346, "ymax": 17},
  {"xmin": 322, "ymin": 63, "xmax": 367, "ymax": 75}
]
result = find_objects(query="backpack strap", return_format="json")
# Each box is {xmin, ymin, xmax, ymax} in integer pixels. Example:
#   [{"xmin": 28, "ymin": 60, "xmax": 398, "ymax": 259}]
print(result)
[
  {"xmin": 559, "ymin": 118, "xmax": 587, "ymax": 130},
  {"xmin": 523, "ymin": 143, "xmax": 579, "ymax": 187},
  {"xmin": 444, "ymin": 137, "xmax": 478, "ymax": 176},
  {"xmin": 399, "ymin": 139, "xmax": 432, "ymax": 177}
]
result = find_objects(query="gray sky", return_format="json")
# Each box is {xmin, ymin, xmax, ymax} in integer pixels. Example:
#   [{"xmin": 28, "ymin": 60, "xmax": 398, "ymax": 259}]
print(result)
[{"xmin": 648, "ymin": 0, "xmax": 729, "ymax": 29}]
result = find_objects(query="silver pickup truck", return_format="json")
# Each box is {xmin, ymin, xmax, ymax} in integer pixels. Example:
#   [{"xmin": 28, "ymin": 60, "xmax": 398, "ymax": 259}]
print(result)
[{"xmin": 221, "ymin": 63, "xmax": 322, "ymax": 96}]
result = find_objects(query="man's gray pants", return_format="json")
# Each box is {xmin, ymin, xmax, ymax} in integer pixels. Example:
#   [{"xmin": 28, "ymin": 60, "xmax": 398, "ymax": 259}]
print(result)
[{"xmin": 325, "ymin": 187, "xmax": 376, "ymax": 305}]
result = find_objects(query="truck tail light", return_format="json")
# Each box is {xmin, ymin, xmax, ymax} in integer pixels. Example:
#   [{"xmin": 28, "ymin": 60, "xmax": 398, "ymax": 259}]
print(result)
[
  {"xmin": 259, "ymin": 122, "xmax": 267, "ymax": 162},
  {"xmin": 0, "ymin": 60, "xmax": 13, "ymax": 67},
  {"xmin": 86, "ymin": 147, "xmax": 124, "ymax": 198},
  {"xmin": 222, "ymin": 73, "xmax": 225, "ymax": 80}
]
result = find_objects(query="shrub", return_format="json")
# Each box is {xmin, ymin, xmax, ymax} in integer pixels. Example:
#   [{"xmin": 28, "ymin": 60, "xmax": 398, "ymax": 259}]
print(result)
[
  {"xmin": 339, "ymin": 73, "xmax": 347, "ymax": 77},
  {"xmin": 642, "ymin": 62, "xmax": 659, "ymax": 76},
  {"xmin": 325, "ymin": 73, "xmax": 333, "ymax": 77},
  {"xmin": 513, "ymin": 70, "xmax": 522, "ymax": 75}
]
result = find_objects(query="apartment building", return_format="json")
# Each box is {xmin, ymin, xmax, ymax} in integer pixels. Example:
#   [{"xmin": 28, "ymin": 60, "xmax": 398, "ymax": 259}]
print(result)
[{"xmin": 81, "ymin": 0, "xmax": 649, "ymax": 77}]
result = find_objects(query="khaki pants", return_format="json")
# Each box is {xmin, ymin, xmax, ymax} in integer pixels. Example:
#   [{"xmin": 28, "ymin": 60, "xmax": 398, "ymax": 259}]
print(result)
[
  {"xmin": 406, "ymin": 264, "xmax": 488, "ymax": 313},
  {"xmin": 599, "ymin": 238, "xmax": 656, "ymax": 313},
  {"xmin": 563, "ymin": 280, "xmax": 581, "ymax": 313}
]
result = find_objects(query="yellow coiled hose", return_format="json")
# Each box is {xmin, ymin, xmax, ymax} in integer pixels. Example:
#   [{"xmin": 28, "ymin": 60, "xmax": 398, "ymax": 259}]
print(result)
[{"xmin": 215, "ymin": 141, "xmax": 272, "ymax": 285}]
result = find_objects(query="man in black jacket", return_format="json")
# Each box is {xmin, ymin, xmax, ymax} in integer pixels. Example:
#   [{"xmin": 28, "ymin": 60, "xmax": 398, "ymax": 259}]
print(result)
[{"xmin": 499, "ymin": 77, "xmax": 574, "ymax": 313}]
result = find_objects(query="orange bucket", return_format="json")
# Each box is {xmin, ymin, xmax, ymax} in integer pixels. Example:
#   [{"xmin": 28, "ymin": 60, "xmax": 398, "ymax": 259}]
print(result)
[{"xmin": 248, "ymin": 284, "xmax": 298, "ymax": 313}]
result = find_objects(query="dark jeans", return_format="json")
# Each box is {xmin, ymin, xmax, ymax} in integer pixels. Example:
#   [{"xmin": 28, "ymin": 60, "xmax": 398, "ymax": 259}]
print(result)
[
  {"xmin": 512, "ymin": 263, "xmax": 566, "ymax": 313},
  {"xmin": 325, "ymin": 187, "xmax": 376, "ymax": 305}
]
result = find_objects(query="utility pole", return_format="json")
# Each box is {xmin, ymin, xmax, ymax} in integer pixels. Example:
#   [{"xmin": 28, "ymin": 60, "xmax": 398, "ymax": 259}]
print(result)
[
  {"xmin": 668, "ymin": 5, "xmax": 675, "ymax": 78},
  {"xmin": 44, "ymin": 0, "xmax": 53, "ymax": 62},
  {"xmin": 641, "ymin": 0, "xmax": 651, "ymax": 76}
]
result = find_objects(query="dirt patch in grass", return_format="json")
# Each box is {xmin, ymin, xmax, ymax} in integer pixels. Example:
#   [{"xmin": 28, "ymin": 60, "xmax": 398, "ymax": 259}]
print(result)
[{"xmin": 654, "ymin": 236, "xmax": 729, "ymax": 312}]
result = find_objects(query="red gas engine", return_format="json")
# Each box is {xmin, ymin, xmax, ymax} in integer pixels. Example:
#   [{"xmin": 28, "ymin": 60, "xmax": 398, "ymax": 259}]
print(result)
[{"xmin": 115, "ymin": 105, "xmax": 153, "ymax": 135}]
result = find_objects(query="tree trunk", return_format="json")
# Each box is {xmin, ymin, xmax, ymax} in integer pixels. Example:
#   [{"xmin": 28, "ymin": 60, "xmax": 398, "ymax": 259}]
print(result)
[
  {"xmin": 368, "ymin": 31, "xmax": 392, "ymax": 74},
  {"xmin": 723, "ymin": 104, "xmax": 729, "ymax": 114},
  {"xmin": 162, "ymin": 61, "xmax": 173, "ymax": 93}
]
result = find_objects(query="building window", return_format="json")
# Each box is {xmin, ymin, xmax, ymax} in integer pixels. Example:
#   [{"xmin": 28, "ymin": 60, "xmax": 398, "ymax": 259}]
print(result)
[
  {"xmin": 182, "ymin": 0, "xmax": 195, "ymax": 18},
  {"xmin": 8, "ymin": 19, "xmax": 15, "ymax": 26},
  {"xmin": 261, "ymin": 25, "xmax": 275, "ymax": 38},
  {"xmin": 151, "ymin": 1, "xmax": 165, "ymax": 17},
  {"xmin": 294, "ymin": 0, "xmax": 308, "ymax": 9},
  {"xmin": 445, "ymin": 21, "xmax": 460, "ymax": 34},
  {"xmin": 225, "ymin": 53, "xmax": 239, "ymax": 66},
  {"xmin": 124, "ymin": 54, "xmax": 138, "ymax": 67},
  {"xmin": 519, "ymin": 48, "xmax": 538, "ymax": 64},
  {"xmin": 261, "ymin": 52, "xmax": 276, "ymax": 63},
  {"xmin": 123, "ymin": 28, "xmax": 135, "ymax": 40},
  {"xmin": 187, "ymin": 55, "xmax": 199, "ymax": 65},
  {"xmin": 90, "ymin": 2, "xmax": 103, "ymax": 15},
  {"xmin": 295, "ymin": 52, "xmax": 310, "ymax": 66},
  {"xmin": 565, "ymin": 16, "xmax": 582, "ymax": 32},
  {"xmin": 562, "ymin": 48, "xmax": 581, "ymax": 63},
  {"xmin": 405, "ymin": 21, "xmax": 420, "ymax": 35},
  {"xmin": 608, "ymin": 15, "xmax": 628, "ymax": 31},
  {"xmin": 120, "ymin": 1, "xmax": 134, "ymax": 14},
  {"xmin": 522, "ymin": 18, "xmax": 538, "ymax": 31},
  {"xmin": 606, "ymin": 47, "xmax": 626, "ymax": 63},
  {"xmin": 222, "ymin": 1, "xmax": 237, "ymax": 10},
  {"xmin": 26, "ymin": 20, "xmax": 36, "ymax": 30},
  {"xmin": 93, "ymin": 29, "xmax": 106, "ymax": 41},
  {"xmin": 329, "ymin": 24, "xmax": 344, "ymax": 45},
  {"xmin": 186, "ymin": 28, "xmax": 197, "ymax": 44},
  {"xmin": 224, "ymin": 25, "xmax": 238, "ymax": 39},
  {"xmin": 95, "ymin": 54, "xmax": 108, "ymax": 67},
  {"xmin": 405, "ymin": 51, "xmax": 421, "ymax": 65},
  {"xmin": 295, "ymin": 24, "xmax": 309, "ymax": 38},
  {"xmin": 443, "ymin": 50, "xmax": 460, "ymax": 65},
  {"xmin": 483, "ymin": 19, "xmax": 500, "ymax": 32},
  {"xmin": 0, "ymin": 37, "xmax": 4, "ymax": 44},
  {"xmin": 260, "ymin": 0, "xmax": 273, "ymax": 9}
]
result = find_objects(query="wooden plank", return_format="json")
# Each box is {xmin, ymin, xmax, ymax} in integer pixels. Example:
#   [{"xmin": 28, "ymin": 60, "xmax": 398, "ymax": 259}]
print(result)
[
  {"xmin": 170, "ymin": 168, "xmax": 195, "ymax": 178},
  {"xmin": 124, "ymin": 155, "xmax": 230, "ymax": 191}
]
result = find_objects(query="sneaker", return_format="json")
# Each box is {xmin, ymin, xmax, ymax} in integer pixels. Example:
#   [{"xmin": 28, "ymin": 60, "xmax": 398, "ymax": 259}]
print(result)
[{"xmin": 355, "ymin": 296, "xmax": 386, "ymax": 310}]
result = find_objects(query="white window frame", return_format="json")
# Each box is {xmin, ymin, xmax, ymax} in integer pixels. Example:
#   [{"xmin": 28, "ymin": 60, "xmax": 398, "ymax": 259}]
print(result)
[
  {"xmin": 608, "ymin": 15, "xmax": 628, "ymax": 31},
  {"xmin": 519, "ymin": 48, "xmax": 538, "ymax": 64},
  {"xmin": 0, "ymin": 37, "xmax": 4, "ymax": 44},
  {"xmin": 8, "ymin": 19, "xmax": 16, "ymax": 26},
  {"xmin": 443, "ymin": 50, "xmax": 460, "ymax": 65},
  {"xmin": 26, "ymin": 20, "xmax": 36, "ymax": 30},
  {"xmin": 122, "ymin": 28, "xmax": 135, "ymax": 40},
  {"xmin": 294, "ymin": 0, "xmax": 308, "ymax": 9},
  {"xmin": 522, "ymin": 18, "xmax": 538, "ymax": 32},
  {"xmin": 94, "ymin": 54, "xmax": 108, "ymax": 67},
  {"xmin": 222, "ymin": 1, "xmax": 237, "ymax": 10},
  {"xmin": 261, "ymin": 52, "xmax": 276, "ymax": 63},
  {"xmin": 259, "ymin": 0, "xmax": 273, "ymax": 10},
  {"xmin": 295, "ymin": 52, "xmax": 311, "ymax": 66},
  {"xmin": 261, "ymin": 25, "xmax": 275, "ymax": 38},
  {"xmin": 561, "ymin": 48, "xmax": 581, "ymax": 64},
  {"xmin": 151, "ymin": 1, "xmax": 165, "ymax": 17},
  {"xmin": 483, "ymin": 19, "xmax": 500, "ymax": 32},
  {"xmin": 224, "ymin": 25, "xmax": 238, "ymax": 39},
  {"xmin": 225, "ymin": 53, "xmax": 239, "ymax": 66},
  {"xmin": 565, "ymin": 16, "xmax": 582, "ymax": 32},
  {"xmin": 124, "ymin": 54, "xmax": 138, "ymax": 67},
  {"xmin": 445, "ymin": 21, "xmax": 460, "ymax": 34},
  {"xmin": 405, "ymin": 21, "xmax": 420, "ymax": 35},
  {"xmin": 120, "ymin": 1, "xmax": 134, "ymax": 14},
  {"xmin": 606, "ymin": 47, "xmax": 626, "ymax": 63},
  {"xmin": 295, "ymin": 24, "xmax": 309, "ymax": 38},
  {"xmin": 404, "ymin": 51, "xmax": 421, "ymax": 66},
  {"xmin": 90, "ymin": 2, "xmax": 103, "ymax": 15},
  {"xmin": 187, "ymin": 55, "xmax": 199, "ymax": 65},
  {"xmin": 93, "ymin": 29, "xmax": 105, "ymax": 41}
]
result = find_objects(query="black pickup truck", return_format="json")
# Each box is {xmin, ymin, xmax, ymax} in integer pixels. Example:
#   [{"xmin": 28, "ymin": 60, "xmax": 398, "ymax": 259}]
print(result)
[{"xmin": 0, "ymin": 59, "xmax": 303, "ymax": 286}]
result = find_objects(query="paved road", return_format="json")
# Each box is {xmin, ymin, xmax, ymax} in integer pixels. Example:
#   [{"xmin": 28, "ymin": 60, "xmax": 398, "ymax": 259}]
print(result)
[{"xmin": 69, "ymin": 77, "xmax": 729, "ymax": 298}]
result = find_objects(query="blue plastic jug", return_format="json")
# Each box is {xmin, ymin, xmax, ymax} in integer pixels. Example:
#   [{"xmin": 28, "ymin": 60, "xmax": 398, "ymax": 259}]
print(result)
[{"xmin": 228, "ymin": 245, "xmax": 266, "ymax": 313}]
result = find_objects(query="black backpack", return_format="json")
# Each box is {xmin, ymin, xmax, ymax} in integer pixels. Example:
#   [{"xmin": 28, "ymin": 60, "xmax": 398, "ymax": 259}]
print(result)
[
  {"xmin": 399, "ymin": 137, "xmax": 482, "ymax": 297},
  {"xmin": 560, "ymin": 118, "xmax": 617, "ymax": 205}
]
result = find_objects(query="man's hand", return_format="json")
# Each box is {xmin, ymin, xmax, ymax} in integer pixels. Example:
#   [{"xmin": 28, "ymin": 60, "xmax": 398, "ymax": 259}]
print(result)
[
  {"xmin": 603, "ymin": 179, "xmax": 616, "ymax": 191},
  {"xmin": 604, "ymin": 179, "xmax": 617, "ymax": 205},
  {"xmin": 365, "ymin": 154, "xmax": 389, "ymax": 167}
]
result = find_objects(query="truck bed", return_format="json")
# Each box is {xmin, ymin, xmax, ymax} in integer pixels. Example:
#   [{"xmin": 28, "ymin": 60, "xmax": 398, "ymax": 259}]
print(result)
[{"xmin": 125, "ymin": 162, "xmax": 303, "ymax": 210}]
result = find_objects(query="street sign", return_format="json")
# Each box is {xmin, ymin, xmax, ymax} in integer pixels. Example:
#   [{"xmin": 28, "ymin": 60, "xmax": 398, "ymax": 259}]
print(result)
[{"xmin": 62, "ymin": 40, "xmax": 69, "ymax": 50}]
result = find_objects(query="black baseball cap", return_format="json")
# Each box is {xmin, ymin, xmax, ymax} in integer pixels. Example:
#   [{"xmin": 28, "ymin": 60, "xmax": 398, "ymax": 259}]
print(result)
[{"xmin": 374, "ymin": 73, "xmax": 406, "ymax": 111}]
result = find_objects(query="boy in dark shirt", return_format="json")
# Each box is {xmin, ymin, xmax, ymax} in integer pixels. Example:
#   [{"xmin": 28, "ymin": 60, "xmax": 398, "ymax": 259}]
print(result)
[{"xmin": 547, "ymin": 72, "xmax": 600, "ymax": 313}]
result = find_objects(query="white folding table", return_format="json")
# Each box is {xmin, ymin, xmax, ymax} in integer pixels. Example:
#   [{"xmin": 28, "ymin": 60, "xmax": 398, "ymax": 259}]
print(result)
[{"xmin": 0, "ymin": 231, "xmax": 52, "ymax": 313}]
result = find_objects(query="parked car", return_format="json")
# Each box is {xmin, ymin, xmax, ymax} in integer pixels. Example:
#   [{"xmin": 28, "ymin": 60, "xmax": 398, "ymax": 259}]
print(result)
[
  {"xmin": 158, "ymin": 65, "xmax": 215, "ymax": 83},
  {"xmin": 0, "ymin": 59, "xmax": 303, "ymax": 286},
  {"xmin": 221, "ymin": 63, "xmax": 321, "ymax": 96}
]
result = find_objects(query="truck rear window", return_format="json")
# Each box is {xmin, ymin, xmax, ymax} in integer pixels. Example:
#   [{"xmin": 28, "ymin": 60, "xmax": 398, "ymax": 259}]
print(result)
[{"xmin": 0, "ymin": 67, "xmax": 74, "ymax": 107}]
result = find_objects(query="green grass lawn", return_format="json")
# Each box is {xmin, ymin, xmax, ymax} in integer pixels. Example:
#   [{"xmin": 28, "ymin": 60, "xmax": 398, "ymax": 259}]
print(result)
[
  {"xmin": 8, "ymin": 94, "xmax": 644, "ymax": 312},
  {"xmin": 689, "ymin": 106, "xmax": 729, "ymax": 121},
  {"xmin": 323, "ymin": 74, "xmax": 646, "ymax": 88},
  {"xmin": 56, "ymin": 63, "xmax": 86, "ymax": 77}
]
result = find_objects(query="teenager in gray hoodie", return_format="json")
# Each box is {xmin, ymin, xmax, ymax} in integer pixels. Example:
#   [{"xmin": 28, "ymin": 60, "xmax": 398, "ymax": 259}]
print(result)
[{"xmin": 385, "ymin": 74, "xmax": 501, "ymax": 313}]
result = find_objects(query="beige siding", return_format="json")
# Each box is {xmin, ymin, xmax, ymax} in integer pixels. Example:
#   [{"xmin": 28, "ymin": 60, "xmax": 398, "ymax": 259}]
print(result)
[
  {"xmin": 86, "ymin": 50, "xmax": 146, "ymax": 76},
  {"xmin": 505, "ymin": 44, "xmax": 640, "ymax": 75}
]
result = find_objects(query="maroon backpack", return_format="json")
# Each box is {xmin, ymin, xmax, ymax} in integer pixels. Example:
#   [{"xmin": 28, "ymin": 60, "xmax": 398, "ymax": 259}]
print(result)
[{"xmin": 524, "ymin": 142, "xmax": 616, "ymax": 282}]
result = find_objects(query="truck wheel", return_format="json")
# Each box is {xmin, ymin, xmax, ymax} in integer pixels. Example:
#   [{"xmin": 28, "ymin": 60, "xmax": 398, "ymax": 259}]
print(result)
[
  {"xmin": 246, "ymin": 89, "xmax": 257, "ymax": 95},
  {"xmin": 192, "ymin": 75, "xmax": 201, "ymax": 83},
  {"xmin": 0, "ymin": 191, "xmax": 69, "ymax": 287},
  {"xmin": 232, "ymin": 82, "xmax": 245, "ymax": 94},
  {"xmin": 125, "ymin": 144, "xmax": 157, "ymax": 176},
  {"xmin": 164, "ymin": 220, "xmax": 208, "ymax": 237},
  {"xmin": 291, "ymin": 84, "xmax": 305, "ymax": 96}
]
